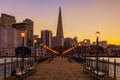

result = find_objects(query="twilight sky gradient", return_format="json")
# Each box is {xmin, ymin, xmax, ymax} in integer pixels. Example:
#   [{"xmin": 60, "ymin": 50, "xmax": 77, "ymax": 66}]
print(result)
[{"xmin": 0, "ymin": 0, "xmax": 120, "ymax": 45}]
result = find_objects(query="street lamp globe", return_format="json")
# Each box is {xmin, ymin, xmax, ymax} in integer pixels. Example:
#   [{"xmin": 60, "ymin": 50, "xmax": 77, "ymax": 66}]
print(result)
[
  {"xmin": 96, "ymin": 31, "xmax": 100, "ymax": 38},
  {"xmin": 20, "ymin": 32, "xmax": 25, "ymax": 38},
  {"xmin": 84, "ymin": 39, "xmax": 87, "ymax": 44},
  {"xmin": 33, "ymin": 39, "xmax": 37, "ymax": 44}
]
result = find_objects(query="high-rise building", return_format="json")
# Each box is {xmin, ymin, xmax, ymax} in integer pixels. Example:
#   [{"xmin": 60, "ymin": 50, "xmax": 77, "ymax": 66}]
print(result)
[
  {"xmin": 64, "ymin": 37, "xmax": 78, "ymax": 47},
  {"xmin": 12, "ymin": 19, "xmax": 33, "ymax": 46},
  {"xmin": 0, "ymin": 13, "xmax": 16, "ymax": 28},
  {"xmin": 41, "ymin": 30, "xmax": 52, "ymax": 48},
  {"xmin": 23, "ymin": 19, "xmax": 34, "ymax": 46},
  {"xmin": 56, "ymin": 7, "xmax": 64, "ymax": 47}
]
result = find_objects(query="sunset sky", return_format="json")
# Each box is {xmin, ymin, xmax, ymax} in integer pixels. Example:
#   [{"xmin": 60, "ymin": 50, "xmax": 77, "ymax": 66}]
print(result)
[{"xmin": 0, "ymin": 0, "xmax": 120, "ymax": 45}]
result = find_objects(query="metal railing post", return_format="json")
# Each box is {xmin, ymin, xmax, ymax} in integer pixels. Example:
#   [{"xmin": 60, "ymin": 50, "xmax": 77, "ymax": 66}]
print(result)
[
  {"xmin": 4, "ymin": 59, "xmax": 6, "ymax": 79},
  {"xmin": 11, "ymin": 59, "xmax": 13, "ymax": 75},
  {"xmin": 114, "ymin": 59, "xmax": 116, "ymax": 80},
  {"xmin": 107, "ymin": 58, "xmax": 109, "ymax": 75}
]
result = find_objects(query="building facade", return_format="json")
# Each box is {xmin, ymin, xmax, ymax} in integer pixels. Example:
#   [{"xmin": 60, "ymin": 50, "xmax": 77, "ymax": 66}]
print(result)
[
  {"xmin": 31, "ymin": 47, "xmax": 47, "ymax": 57},
  {"xmin": 106, "ymin": 45, "xmax": 120, "ymax": 56},
  {"xmin": 80, "ymin": 39, "xmax": 91, "ymax": 46},
  {"xmin": 0, "ymin": 13, "xmax": 32, "ymax": 56},
  {"xmin": 0, "ymin": 13, "xmax": 16, "ymax": 28},
  {"xmin": 64, "ymin": 37, "xmax": 78, "ymax": 47},
  {"xmin": 0, "ymin": 26, "xmax": 27, "ymax": 56},
  {"xmin": 93, "ymin": 41, "xmax": 107, "ymax": 48},
  {"xmin": 0, "ymin": 27, "xmax": 7, "ymax": 48},
  {"xmin": 12, "ymin": 19, "xmax": 33, "ymax": 46},
  {"xmin": 23, "ymin": 19, "xmax": 34, "ymax": 46},
  {"xmin": 41, "ymin": 30, "xmax": 52, "ymax": 48}
]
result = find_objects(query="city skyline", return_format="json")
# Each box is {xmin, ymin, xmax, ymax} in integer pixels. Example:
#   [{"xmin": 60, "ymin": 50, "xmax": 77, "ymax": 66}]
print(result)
[{"xmin": 0, "ymin": 0, "xmax": 120, "ymax": 45}]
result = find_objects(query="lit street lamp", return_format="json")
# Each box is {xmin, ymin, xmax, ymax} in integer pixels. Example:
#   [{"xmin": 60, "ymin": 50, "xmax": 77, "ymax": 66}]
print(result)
[
  {"xmin": 40, "ymin": 43, "xmax": 43, "ymax": 57},
  {"xmin": 84, "ymin": 39, "xmax": 87, "ymax": 63},
  {"xmin": 20, "ymin": 31, "xmax": 25, "ymax": 78},
  {"xmin": 33, "ymin": 39, "xmax": 37, "ymax": 63},
  {"xmin": 96, "ymin": 31, "xmax": 100, "ymax": 74}
]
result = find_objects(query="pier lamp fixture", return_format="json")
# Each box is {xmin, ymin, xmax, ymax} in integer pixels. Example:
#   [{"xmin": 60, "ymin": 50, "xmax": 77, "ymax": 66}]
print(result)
[
  {"xmin": 20, "ymin": 31, "xmax": 25, "ymax": 78},
  {"xmin": 96, "ymin": 31, "xmax": 100, "ymax": 75},
  {"xmin": 40, "ymin": 43, "xmax": 43, "ymax": 57},
  {"xmin": 33, "ymin": 39, "xmax": 37, "ymax": 63},
  {"xmin": 84, "ymin": 39, "xmax": 87, "ymax": 63}
]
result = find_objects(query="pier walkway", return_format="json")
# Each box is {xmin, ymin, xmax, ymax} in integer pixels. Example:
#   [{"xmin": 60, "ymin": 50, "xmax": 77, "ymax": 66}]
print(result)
[{"xmin": 25, "ymin": 57, "xmax": 92, "ymax": 80}]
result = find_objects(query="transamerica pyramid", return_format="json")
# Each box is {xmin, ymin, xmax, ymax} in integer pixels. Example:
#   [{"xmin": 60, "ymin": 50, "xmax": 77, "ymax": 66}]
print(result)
[{"xmin": 56, "ymin": 7, "xmax": 64, "ymax": 47}]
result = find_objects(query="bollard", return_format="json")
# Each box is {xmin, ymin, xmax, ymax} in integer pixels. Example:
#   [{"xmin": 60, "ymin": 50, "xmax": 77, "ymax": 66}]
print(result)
[
  {"xmin": 4, "ymin": 59, "xmax": 6, "ymax": 79},
  {"xmin": 114, "ymin": 59, "xmax": 116, "ymax": 80}
]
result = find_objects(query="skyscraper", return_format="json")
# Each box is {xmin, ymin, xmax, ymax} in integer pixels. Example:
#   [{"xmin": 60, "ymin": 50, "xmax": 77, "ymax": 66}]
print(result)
[
  {"xmin": 56, "ymin": 7, "xmax": 64, "ymax": 47},
  {"xmin": 23, "ymin": 19, "xmax": 34, "ymax": 46},
  {"xmin": 0, "ymin": 13, "xmax": 16, "ymax": 28},
  {"xmin": 41, "ymin": 30, "xmax": 52, "ymax": 48}
]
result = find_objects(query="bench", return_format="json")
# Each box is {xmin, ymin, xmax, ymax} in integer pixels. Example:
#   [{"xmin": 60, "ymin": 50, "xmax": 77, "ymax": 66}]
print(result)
[
  {"xmin": 83, "ymin": 64, "xmax": 107, "ymax": 80},
  {"xmin": 83, "ymin": 64, "xmax": 94, "ymax": 74},
  {"xmin": 15, "ymin": 70, "xmax": 27, "ymax": 79},
  {"xmin": 92, "ymin": 70, "xmax": 107, "ymax": 80}
]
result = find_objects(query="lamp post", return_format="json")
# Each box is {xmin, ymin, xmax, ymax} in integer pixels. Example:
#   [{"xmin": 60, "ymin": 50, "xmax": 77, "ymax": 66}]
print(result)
[
  {"xmin": 20, "ymin": 31, "xmax": 25, "ymax": 78},
  {"xmin": 96, "ymin": 31, "xmax": 100, "ymax": 75},
  {"xmin": 33, "ymin": 39, "xmax": 37, "ymax": 63},
  {"xmin": 78, "ymin": 43, "xmax": 81, "ymax": 58},
  {"xmin": 84, "ymin": 39, "xmax": 87, "ymax": 63},
  {"xmin": 40, "ymin": 43, "xmax": 43, "ymax": 57},
  {"xmin": 2, "ymin": 46, "xmax": 6, "ymax": 79}
]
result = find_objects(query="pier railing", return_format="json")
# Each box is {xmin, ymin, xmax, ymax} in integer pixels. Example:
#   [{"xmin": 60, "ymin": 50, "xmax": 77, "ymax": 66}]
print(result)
[
  {"xmin": 86, "ymin": 58, "xmax": 120, "ymax": 80},
  {"xmin": 69, "ymin": 56, "xmax": 120, "ymax": 80},
  {"xmin": 0, "ymin": 56, "xmax": 51, "ymax": 80},
  {"xmin": 0, "ymin": 57, "xmax": 35, "ymax": 79}
]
